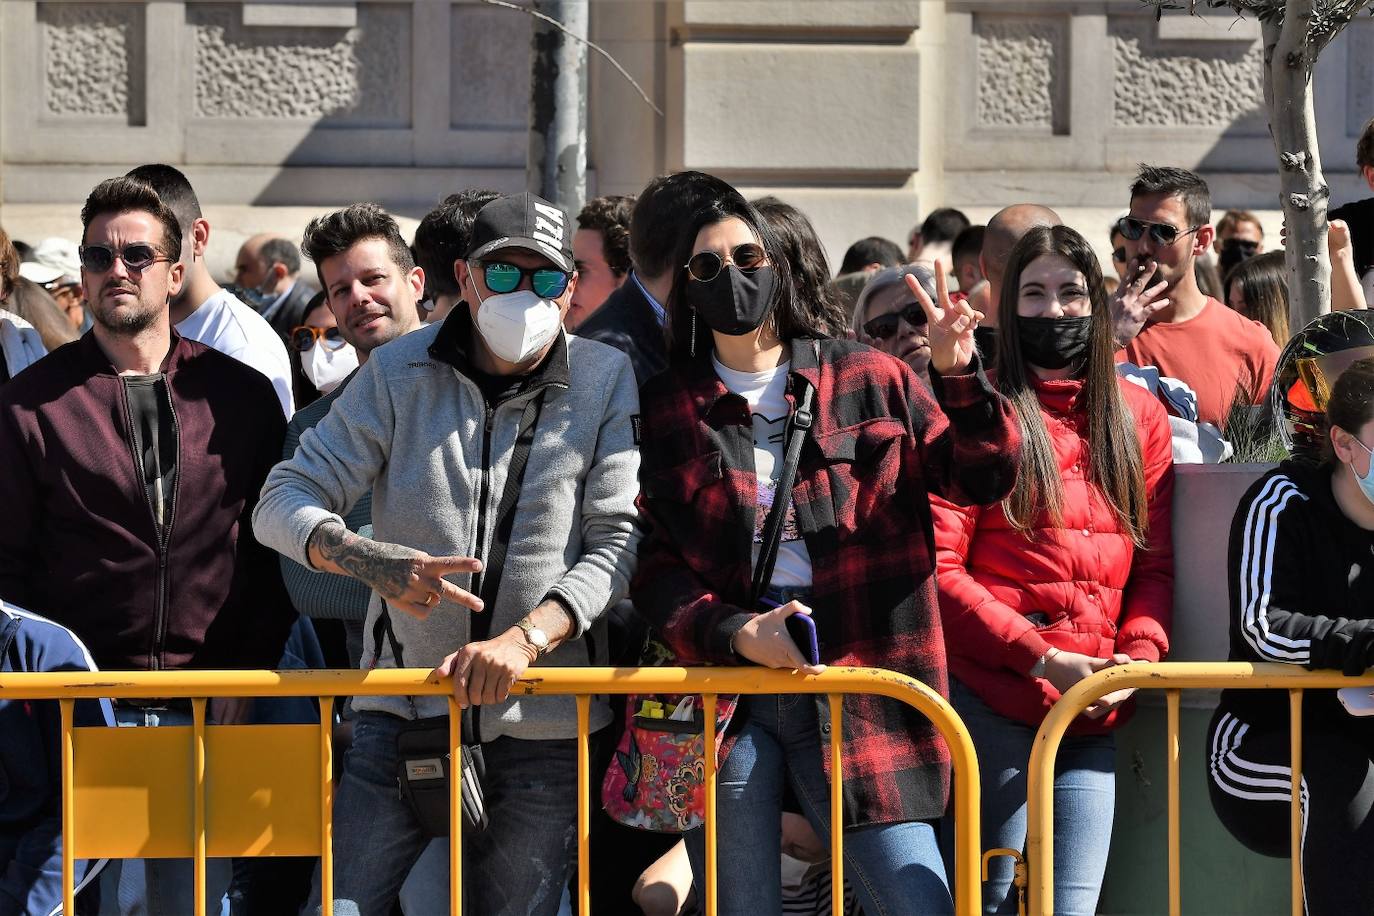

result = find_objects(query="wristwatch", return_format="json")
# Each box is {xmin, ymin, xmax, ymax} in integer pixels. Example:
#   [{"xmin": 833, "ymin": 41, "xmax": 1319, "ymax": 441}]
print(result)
[{"xmin": 515, "ymin": 618, "xmax": 551, "ymax": 657}]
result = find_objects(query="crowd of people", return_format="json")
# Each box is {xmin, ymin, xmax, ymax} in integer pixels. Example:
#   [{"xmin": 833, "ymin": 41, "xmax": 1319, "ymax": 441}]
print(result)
[{"xmin": 1, "ymin": 116, "xmax": 1373, "ymax": 916}]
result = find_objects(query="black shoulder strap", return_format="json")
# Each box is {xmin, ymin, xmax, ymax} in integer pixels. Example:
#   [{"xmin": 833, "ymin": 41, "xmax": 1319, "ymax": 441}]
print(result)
[
  {"xmin": 750, "ymin": 378, "xmax": 816, "ymax": 605},
  {"xmin": 471, "ymin": 389, "xmax": 547, "ymax": 642}
]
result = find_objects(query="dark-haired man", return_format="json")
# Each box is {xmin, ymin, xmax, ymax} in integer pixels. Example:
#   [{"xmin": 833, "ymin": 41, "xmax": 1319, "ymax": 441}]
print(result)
[
  {"xmin": 575, "ymin": 171, "xmax": 729, "ymax": 386},
  {"xmin": 412, "ymin": 188, "xmax": 501, "ymax": 325},
  {"xmin": 255, "ymin": 192, "xmax": 640, "ymax": 914},
  {"xmin": 127, "ymin": 164, "xmax": 294, "ymax": 417},
  {"xmin": 567, "ymin": 194, "xmax": 634, "ymax": 331},
  {"xmin": 907, "ymin": 206, "xmax": 970, "ymax": 265},
  {"xmin": 0, "ymin": 177, "xmax": 293, "ymax": 913},
  {"xmin": 1330, "ymin": 117, "xmax": 1374, "ymax": 308},
  {"xmin": 838, "ymin": 236, "xmax": 904, "ymax": 277},
  {"xmin": 1115, "ymin": 164, "xmax": 1278, "ymax": 428}
]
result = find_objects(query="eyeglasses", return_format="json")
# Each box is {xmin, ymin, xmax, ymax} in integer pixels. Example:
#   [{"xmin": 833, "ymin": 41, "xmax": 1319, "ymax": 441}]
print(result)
[
  {"xmin": 289, "ymin": 325, "xmax": 348, "ymax": 352},
  {"xmin": 862, "ymin": 302, "xmax": 928, "ymax": 340},
  {"xmin": 1111, "ymin": 247, "xmax": 1127, "ymax": 264},
  {"xmin": 1116, "ymin": 216, "xmax": 1201, "ymax": 247},
  {"xmin": 78, "ymin": 243, "xmax": 170, "ymax": 274},
  {"xmin": 685, "ymin": 244, "xmax": 767, "ymax": 282},
  {"xmin": 475, "ymin": 261, "xmax": 571, "ymax": 299}
]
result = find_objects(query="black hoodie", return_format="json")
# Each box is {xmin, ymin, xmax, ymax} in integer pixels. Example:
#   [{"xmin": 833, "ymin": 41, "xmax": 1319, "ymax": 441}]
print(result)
[{"xmin": 1219, "ymin": 458, "xmax": 1374, "ymax": 729}]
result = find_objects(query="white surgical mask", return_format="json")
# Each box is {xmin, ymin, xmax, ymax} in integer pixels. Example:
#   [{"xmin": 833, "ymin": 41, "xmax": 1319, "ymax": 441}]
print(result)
[
  {"xmin": 302, "ymin": 340, "xmax": 359, "ymax": 395},
  {"xmin": 474, "ymin": 288, "xmax": 562, "ymax": 365}
]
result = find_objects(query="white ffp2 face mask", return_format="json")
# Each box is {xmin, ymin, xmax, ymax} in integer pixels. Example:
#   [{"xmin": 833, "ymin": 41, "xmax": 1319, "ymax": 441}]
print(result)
[
  {"xmin": 302, "ymin": 340, "xmax": 359, "ymax": 395},
  {"xmin": 474, "ymin": 289, "xmax": 562, "ymax": 365}
]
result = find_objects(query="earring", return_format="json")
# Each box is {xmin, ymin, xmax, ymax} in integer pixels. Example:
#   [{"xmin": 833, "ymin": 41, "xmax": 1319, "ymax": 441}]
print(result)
[{"xmin": 690, "ymin": 308, "xmax": 697, "ymax": 358}]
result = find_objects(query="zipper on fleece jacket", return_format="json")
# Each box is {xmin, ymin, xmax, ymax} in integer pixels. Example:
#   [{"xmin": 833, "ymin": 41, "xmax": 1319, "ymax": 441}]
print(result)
[{"xmin": 119, "ymin": 378, "xmax": 181, "ymax": 671}]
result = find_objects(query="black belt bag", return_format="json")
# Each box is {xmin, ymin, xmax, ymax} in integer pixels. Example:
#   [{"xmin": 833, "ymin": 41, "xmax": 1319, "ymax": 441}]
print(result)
[
  {"xmin": 375, "ymin": 608, "xmax": 489, "ymax": 836},
  {"xmin": 395, "ymin": 712, "xmax": 489, "ymax": 836}
]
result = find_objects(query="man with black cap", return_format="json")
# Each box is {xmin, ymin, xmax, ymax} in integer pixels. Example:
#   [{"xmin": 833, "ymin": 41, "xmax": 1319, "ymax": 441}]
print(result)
[{"xmin": 254, "ymin": 191, "xmax": 641, "ymax": 914}]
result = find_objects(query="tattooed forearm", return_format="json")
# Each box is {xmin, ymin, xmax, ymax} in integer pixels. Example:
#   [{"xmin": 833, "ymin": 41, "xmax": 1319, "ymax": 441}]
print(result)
[{"xmin": 311, "ymin": 520, "xmax": 418, "ymax": 598}]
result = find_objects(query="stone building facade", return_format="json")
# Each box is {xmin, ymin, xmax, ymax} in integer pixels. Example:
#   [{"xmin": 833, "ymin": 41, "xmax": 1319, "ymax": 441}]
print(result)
[{"xmin": 1, "ymin": 0, "xmax": 1371, "ymax": 273}]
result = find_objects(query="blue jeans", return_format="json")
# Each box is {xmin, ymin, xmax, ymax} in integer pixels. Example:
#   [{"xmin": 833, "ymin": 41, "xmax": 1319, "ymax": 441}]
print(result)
[
  {"xmin": 946, "ymin": 680, "xmax": 1115, "ymax": 916},
  {"xmin": 314, "ymin": 711, "xmax": 577, "ymax": 916},
  {"xmin": 685, "ymin": 694, "xmax": 952, "ymax": 916}
]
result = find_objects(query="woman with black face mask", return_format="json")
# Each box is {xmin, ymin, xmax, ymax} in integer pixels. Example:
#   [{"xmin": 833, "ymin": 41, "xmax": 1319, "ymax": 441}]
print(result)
[
  {"xmin": 931, "ymin": 225, "xmax": 1176, "ymax": 915},
  {"xmin": 626, "ymin": 177, "xmax": 1022, "ymax": 915}
]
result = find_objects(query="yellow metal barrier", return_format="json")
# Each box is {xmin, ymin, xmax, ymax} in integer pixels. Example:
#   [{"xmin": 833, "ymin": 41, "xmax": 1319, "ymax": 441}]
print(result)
[
  {"xmin": 1025, "ymin": 661, "xmax": 1374, "ymax": 916},
  {"xmin": 0, "ymin": 666, "xmax": 983, "ymax": 916}
]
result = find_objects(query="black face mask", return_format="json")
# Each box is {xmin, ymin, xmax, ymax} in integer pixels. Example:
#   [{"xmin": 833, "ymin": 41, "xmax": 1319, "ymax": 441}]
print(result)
[
  {"xmin": 687, "ymin": 265, "xmax": 778, "ymax": 337},
  {"xmin": 1218, "ymin": 238, "xmax": 1261, "ymax": 279},
  {"xmin": 1017, "ymin": 315, "xmax": 1093, "ymax": 370}
]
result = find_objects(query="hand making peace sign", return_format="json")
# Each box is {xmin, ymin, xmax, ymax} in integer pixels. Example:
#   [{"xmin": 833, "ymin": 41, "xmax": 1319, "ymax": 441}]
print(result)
[{"xmin": 906, "ymin": 258, "xmax": 981, "ymax": 375}]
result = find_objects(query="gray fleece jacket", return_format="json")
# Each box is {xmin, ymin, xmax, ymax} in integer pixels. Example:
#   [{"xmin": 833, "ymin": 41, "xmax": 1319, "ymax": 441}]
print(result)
[{"xmin": 254, "ymin": 310, "xmax": 641, "ymax": 737}]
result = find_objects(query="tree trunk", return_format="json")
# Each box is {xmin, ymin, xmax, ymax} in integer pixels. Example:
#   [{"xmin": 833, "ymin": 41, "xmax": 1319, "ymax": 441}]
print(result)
[
  {"xmin": 526, "ymin": 0, "xmax": 589, "ymax": 214},
  {"xmin": 1266, "ymin": 0, "xmax": 1331, "ymax": 330}
]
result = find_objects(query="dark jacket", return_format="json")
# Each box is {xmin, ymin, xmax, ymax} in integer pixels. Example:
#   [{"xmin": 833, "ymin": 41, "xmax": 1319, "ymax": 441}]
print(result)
[
  {"xmin": 633, "ymin": 338, "xmax": 1020, "ymax": 826},
  {"xmin": 574, "ymin": 275, "xmax": 667, "ymax": 388},
  {"xmin": 933, "ymin": 375, "xmax": 1175, "ymax": 731},
  {"xmin": 1, "ymin": 602, "xmax": 111, "ymax": 916},
  {"xmin": 264, "ymin": 279, "xmax": 317, "ymax": 340},
  {"xmin": 1219, "ymin": 459, "xmax": 1374, "ymax": 730},
  {"xmin": 0, "ymin": 332, "xmax": 294, "ymax": 671}
]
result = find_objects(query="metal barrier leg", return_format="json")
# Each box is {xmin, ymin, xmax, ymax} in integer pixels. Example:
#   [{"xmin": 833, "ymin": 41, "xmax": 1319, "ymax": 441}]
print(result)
[
  {"xmin": 827, "ymin": 695, "xmax": 844, "ymax": 916},
  {"xmin": 319, "ymin": 697, "xmax": 334, "ymax": 916},
  {"xmin": 192, "ymin": 698, "xmax": 208, "ymax": 916},
  {"xmin": 703, "ymin": 693, "xmax": 718, "ymax": 916},
  {"xmin": 576, "ymin": 695, "xmax": 591, "ymax": 915},
  {"xmin": 449, "ymin": 699, "xmax": 463, "ymax": 916},
  {"xmin": 1289, "ymin": 690, "xmax": 1304, "ymax": 916},
  {"xmin": 1167, "ymin": 689, "xmax": 1181, "ymax": 916},
  {"xmin": 60, "ymin": 699, "xmax": 76, "ymax": 916}
]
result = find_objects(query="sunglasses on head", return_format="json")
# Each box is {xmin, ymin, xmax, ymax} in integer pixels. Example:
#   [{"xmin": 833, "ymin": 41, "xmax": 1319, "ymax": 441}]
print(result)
[
  {"xmin": 1116, "ymin": 216, "xmax": 1201, "ymax": 247},
  {"xmin": 78, "ymin": 243, "xmax": 170, "ymax": 274},
  {"xmin": 685, "ymin": 243, "xmax": 767, "ymax": 283},
  {"xmin": 476, "ymin": 261, "xmax": 571, "ymax": 299},
  {"xmin": 862, "ymin": 302, "xmax": 928, "ymax": 340},
  {"xmin": 289, "ymin": 325, "xmax": 347, "ymax": 353}
]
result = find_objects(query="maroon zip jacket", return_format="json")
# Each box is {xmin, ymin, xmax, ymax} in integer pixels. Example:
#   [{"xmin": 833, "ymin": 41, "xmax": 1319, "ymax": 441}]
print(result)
[{"xmin": 0, "ymin": 331, "xmax": 294, "ymax": 671}]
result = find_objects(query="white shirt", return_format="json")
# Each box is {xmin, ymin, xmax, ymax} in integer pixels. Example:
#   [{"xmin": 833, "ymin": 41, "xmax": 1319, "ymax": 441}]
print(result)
[
  {"xmin": 0, "ymin": 308, "xmax": 47, "ymax": 379},
  {"xmin": 712, "ymin": 355, "xmax": 812, "ymax": 588},
  {"xmin": 177, "ymin": 289, "xmax": 294, "ymax": 418}
]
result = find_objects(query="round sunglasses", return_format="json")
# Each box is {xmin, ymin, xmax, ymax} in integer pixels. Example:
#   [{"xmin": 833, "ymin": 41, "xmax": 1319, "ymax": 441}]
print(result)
[
  {"xmin": 290, "ymin": 325, "xmax": 348, "ymax": 353},
  {"xmin": 685, "ymin": 243, "xmax": 767, "ymax": 283},
  {"xmin": 1116, "ymin": 216, "xmax": 1201, "ymax": 247},
  {"xmin": 476, "ymin": 261, "xmax": 571, "ymax": 299},
  {"xmin": 78, "ymin": 243, "xmax": 171, "ymax": 274},
  {"xmin": 862, "ymin": 302, "xmax": 928, "ymax": 340}
]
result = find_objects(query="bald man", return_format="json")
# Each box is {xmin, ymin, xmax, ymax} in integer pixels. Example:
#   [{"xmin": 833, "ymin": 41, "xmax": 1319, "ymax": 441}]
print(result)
[
  {"xmin": 234, "ymin": 233, "xmax": 316, "ymax": 338},
  {"xmin": 974, "ymin": 204, "xmax": 1062, "ymax": 326}
]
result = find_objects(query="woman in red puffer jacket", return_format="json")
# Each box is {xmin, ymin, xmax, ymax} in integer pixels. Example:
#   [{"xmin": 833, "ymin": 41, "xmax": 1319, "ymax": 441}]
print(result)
[{"xmin": 932, "ymin": 225, "xmax": 1174, "ymax": 916}]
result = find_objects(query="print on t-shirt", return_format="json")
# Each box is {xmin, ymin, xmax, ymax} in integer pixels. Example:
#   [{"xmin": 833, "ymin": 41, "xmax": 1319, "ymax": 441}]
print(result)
[{"xmin": 711, "ymin": 355, "xmax": 813, "ymax": 588}]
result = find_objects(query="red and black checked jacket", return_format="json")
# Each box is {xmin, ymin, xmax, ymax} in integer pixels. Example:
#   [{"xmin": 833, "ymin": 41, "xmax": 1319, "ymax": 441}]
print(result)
[{"xmin": 632, "ymin": 337, "xmax": 1021, "ymax": 826}]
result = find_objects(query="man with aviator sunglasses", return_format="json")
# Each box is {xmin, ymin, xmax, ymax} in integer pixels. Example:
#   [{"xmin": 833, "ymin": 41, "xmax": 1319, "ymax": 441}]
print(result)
[
  {"xmin": 255, "ymin": 191, "xmax": 640, "ymax": 915},
  {"xmin": 1113, "ymin": 164, "xmax": 1279, "ymax": 428}
]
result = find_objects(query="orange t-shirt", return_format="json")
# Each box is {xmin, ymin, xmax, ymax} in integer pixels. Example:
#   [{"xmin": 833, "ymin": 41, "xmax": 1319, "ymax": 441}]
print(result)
[{"xmin": 1117, "ymin": 297, "xmax": 1279, "ymax": 428}]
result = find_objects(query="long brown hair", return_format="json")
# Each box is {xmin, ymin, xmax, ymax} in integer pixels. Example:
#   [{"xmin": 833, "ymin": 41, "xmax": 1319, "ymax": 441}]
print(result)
[
  {"xmin": 995, "ymin": 225, "xmax": 1149, "ymax": 545},
  {"xmin": 1224, "ymin": 250, "xmax": 1289, "ymax": 348}
]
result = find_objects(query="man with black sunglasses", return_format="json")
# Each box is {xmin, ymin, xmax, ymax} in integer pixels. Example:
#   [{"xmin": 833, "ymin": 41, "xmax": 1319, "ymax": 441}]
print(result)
[
  {"xmin": 1114, "ymin": 164, "xmax": 1279, "ymax": 429},
  {"xmin": 0, "ymin": 178, "xmax": 295, "ymax": 914},
  {"xmin": 255, "ymin": 191, "xmax": 640, "ymax": 915}
]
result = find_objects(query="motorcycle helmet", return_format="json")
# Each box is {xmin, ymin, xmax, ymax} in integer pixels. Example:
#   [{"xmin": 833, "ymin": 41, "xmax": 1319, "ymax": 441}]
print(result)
[{"xmin": 1271, "ymin": 309, "xmax": 1374, "ymax": 459}]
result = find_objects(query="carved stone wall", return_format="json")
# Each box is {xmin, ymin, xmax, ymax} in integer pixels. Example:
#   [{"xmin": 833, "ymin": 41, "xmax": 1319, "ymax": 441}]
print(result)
[
  {"xmin": 39, "ymin": 2, "xmax": 144, "ymax": 124},
  {"xmin": 974, "ymin": 15, "xmax": 1065, "ymax": 133},
  {"xmin": 1110, "ymin": 18, "xmax": 1264, "ymax": 129},
  {"xmin": 191, "ymin": 4, "xmax": 409, "ymax": 125},
  {"xmin": 450, "ymin": 3, "xmax": 531, "ymax": 130}
]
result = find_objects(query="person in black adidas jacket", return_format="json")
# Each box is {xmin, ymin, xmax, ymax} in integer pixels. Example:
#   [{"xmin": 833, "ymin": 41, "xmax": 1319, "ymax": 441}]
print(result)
[{"xmin": 1207, "ymin": 356, "xmax": 1374, "ymax": 915}]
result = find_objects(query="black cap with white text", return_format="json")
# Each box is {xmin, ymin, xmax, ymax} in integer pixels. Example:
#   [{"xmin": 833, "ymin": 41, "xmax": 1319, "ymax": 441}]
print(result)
[{"xmin": 466, "ymin": 192, "xmax": 573, "ymax": 272}]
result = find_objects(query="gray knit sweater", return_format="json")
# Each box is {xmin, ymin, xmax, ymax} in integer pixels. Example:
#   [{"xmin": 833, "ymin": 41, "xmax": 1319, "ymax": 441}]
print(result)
[{"xmin": 254, "ymin": 316, "xmax": 641, "ymax": 737}]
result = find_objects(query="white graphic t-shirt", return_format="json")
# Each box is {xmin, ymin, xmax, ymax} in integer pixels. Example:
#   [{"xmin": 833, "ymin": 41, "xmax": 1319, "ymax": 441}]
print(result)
[{"xmin": 712, "ymin": 355, "xmax": 813, "ymax": 588}]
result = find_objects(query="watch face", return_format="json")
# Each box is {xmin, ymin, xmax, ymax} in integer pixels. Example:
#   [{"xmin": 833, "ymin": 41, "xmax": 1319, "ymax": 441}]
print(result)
[{"xmin": 527, "ymin": 627, "xmax": 550, "ymax": 649}]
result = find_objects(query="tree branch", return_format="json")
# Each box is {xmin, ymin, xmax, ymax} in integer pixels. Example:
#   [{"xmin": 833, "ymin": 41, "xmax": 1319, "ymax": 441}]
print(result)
[{"xmin": 478, "ymin": 0, "xmax": 664, "ymax": 117}]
